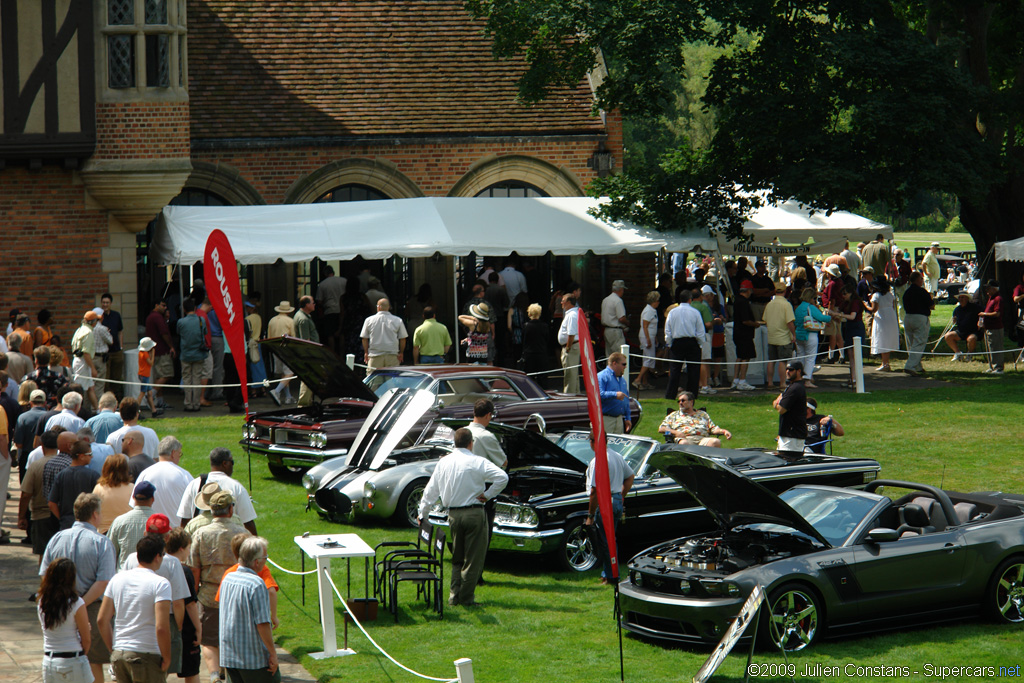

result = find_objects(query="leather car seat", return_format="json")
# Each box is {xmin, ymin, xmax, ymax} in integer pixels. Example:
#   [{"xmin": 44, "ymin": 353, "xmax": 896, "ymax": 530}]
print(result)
[
  {"xmin": 897, "ymin": 503, "xmax": 935, "ymax": 538},
  {"xmin": 953, "ymin": 502, "xmax": 979, "ymax": 524},
  {"xmin": 910, "ymin": 496, "xmax": 948, "ymax": 531}
]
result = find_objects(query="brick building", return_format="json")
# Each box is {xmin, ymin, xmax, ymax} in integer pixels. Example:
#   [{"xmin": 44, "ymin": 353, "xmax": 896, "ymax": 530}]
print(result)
[{"xmin": 1, "ymin": 0, "xmax": 653, "ymax": 349}]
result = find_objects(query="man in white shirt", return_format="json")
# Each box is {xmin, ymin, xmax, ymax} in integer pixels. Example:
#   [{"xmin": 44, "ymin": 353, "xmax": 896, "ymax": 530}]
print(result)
[
  {"xmin": 418, "ymin": 428, "xmax": 507, "ymax": 607},
  {"xmin": 465, "ymin": 399, "xmax": 507, "ymax": 469},
  {"xmin": 601, "ymin": 280, "xmax": 629, "ymax": 354},
  {"xmin": 132, "ymin": 436, "xmax": 193, "ymax": 527},
  {"xmin": 663, "ymin": 290, "xmax": 705, "ymax": 400},
  {"xmin": 105, "ymin": 397, "xmax": 158, "ymax": 459},
  {"xmin": 98, "ymin": 534, "xmax": 172, "ymax": 682},
  {"xmin": 500, "ymin": 261, "xmax": 528, "ymax": 301},
  {"xmin": 360, "ymin": 298, "xmax": 408, "ymax": 374},
  {"xmin": 176, "ymin": 447, "xmax": 258, "ymax": 535},
  {"xmin": 584, "ymin": 433, "xmax": 635, "ymax": 585},
  {"xmin": 557, "ymin": 294, "xmax": 581, "ymax": 394},
  {"xmin": 45, "ymin": 391, "xmax": 86, "ymax": 433}
]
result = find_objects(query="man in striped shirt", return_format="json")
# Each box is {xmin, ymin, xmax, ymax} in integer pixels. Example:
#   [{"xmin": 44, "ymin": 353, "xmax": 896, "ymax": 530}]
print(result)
[{"xmin": 218, "ymin": 536, "xmax": 278, "ymax": 683}]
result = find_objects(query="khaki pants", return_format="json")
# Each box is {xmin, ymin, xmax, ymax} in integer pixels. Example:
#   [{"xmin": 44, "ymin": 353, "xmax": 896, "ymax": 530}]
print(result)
[
  {"xmin": 448, "ymin": 506, "xmax": 489, "ymax": 605},
  {"xmin": 367, "ymin": 353, "xmax": 400, "ymax": 376},
  {"xmin": 603, "ymin": 327, "xmax": 626, "ymax": 355},
  {"xmin": 111, "ymin": 649, "xmax": 165, "ymax": 683},
  {"xmin": 561, "ymin": 346, "xmax": 580, "ymax": 394},
  {"xmin": 602, "ymin": 415, "xmax": 624, "ymax": 435}
]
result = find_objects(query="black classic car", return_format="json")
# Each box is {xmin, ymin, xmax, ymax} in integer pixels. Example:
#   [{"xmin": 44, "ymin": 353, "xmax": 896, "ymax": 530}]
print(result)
[
  {"xmin": 242, "ymin": 336, "xmax": 641, "ymax": 477},
  {"xmin": 619, "ymin": 452, "xmax": 1024, "ymax": 650},
  {"xmin": 430, "ymin": 432, "xmax": 881, "ymax": 572}
]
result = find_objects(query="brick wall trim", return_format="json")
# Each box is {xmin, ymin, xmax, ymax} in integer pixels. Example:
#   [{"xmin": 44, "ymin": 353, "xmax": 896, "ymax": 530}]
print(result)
[
  {"xmin": 284, "ymin": 157, "xmax": 424, "ymax": 203},
  {"xmin": 186, "ymin": 161, "xmax": 265, "ymax": 205},
  {"xmin": 448, "ymin": 154, "xmax": 584, "ymax": 197}
]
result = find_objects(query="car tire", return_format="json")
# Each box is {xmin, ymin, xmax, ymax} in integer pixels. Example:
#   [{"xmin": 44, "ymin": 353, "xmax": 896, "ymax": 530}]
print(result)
[
  {"xmin": 986, "ymin": 556, "xmax": 1024, "ymax": 624},
  {"xmin": 395, "ymin": 479, "xmax": 429, "ymax": 528},
  {"xmin": 762, "ymin": 583, "xmax": 822, "ymax": 652},
  {"xmin": 556, "ymin": 518, "xmax": 599, "ymax": 572},
  {"xmin": 268, "ymin": 463, "xmax": 305, "ymax": 479}
]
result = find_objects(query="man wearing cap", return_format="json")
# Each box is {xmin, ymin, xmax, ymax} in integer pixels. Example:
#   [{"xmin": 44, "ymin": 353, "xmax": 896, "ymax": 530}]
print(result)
[
  {"xmin": 132, "ymin": 436, "xmax": 193, "ymax": 527},
  {"xmin": 697, "ymin": 285, "xmax": 724, "ymax": 394},
  {"xmin": 190, "ymin": 489, "xmax": 248, "ymax": 679},
  {"xmin": 762, "ymin": 281, "xmax": 797, "ymax": 391},
  {"xmin": 902, "ymin": 271, "xmax": 934, "ymax": 376},
  {"xmin": 922, "ymin": 242, "xmax": 942, "ymax": 295},
  {"xmin": 601, "ymin": 280, "xmax": 630, "ymax": 353},
  {"xmin": 108, "ymin": 480, "xmax": 158, "ymax": 570},
  {"xmin": 978, "ymin": 279, "xmax": 1006, "ymax": 374},
  {"xmin": 98, "ymin": 534, "xmax": 172, "ymax": 683},
  {"xmin": 360, "ymin": 298, "xmax": 408, "ymax": 374},
  {"xmin": 39, "ymin": 493, "xmax": 116, "ymax": 683},
  {"xmin": 773, "ymin": 361, "xmax": 808, "ymax": 453},
  {"xmin": 177, "ymin": 298, "xmax": 210, "ymax": 413},
  {"xmin": 177, "ymin": 447, "xmax": 258, "ymax": 535},
  {"xmin": 805, "ymin": 397, "xmax": 845, "ymax": 454},
  {"xmin": 945, "ymin": 291, "xmax": 981, "ymax": 362},
  {"xmin": 48, "ymin": 440, "xmax": 100, "ymax": 529},
  {"xmin": 730, "ymin": 281, "xmax": 758, "ymax": 390},
  {"xmin": 15, "ymin": 388, "xmax": 49, "ymax": 477},
  {"xmin": 123, "ymin": 515, "xmax": 190, "ymax": 678},
  {"xmin": 663, "ymin": 290, "xmax": 705, "ymax": 400}
]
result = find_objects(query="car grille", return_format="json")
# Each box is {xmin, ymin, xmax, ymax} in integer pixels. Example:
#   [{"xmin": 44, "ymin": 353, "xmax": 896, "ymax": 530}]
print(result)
[{"xmin": 626, "ymin": 612, "xmax": 696, "ymax": 636}]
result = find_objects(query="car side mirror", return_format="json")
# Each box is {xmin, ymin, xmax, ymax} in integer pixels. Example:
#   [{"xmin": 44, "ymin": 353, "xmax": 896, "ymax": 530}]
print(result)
[
  {"xmin": 436, "ymin": 400, "xmax": 444, "ymax": 410},
  {"xmin": 866, "ymin": 528, "xmax": 899, "ymax": 543}
]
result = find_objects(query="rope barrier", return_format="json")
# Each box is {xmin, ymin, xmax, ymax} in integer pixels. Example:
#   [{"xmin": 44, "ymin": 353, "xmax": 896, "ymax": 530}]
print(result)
[
  {"xmin": 265, "ymin": 557, "xmax": 317, "ymax": 576},
  {"xmin": 321, "ymin": 568, "xmax": 457, "ymax": 683}
]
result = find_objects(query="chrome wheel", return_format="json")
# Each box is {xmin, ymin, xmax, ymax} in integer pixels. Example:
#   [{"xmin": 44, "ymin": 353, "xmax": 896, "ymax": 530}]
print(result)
[
  {"xmin": 767, "ymin": 586, "xmax": 819, "ymax": 651},
  {"xmin": 991, "ymin": 560, "xmax": 1024, "ymax": 623},
  {"xmin": 396, "ymin": 480, "xmax": 427, "ymax": 528},
  {"xmin": 558, "ymin": 519, "xmax": 598, "ymax": 572}
]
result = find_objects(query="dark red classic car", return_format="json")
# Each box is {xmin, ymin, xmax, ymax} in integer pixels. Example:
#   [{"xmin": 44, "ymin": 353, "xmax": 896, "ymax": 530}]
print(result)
[{"xmin": 242, "ymin": 337, "xmax": 642, "ymax": 478}]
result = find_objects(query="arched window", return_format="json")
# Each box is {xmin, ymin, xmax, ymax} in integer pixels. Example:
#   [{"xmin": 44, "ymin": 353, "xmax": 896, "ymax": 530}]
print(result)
[
  {"xmin": 314, "ymin": 184, "xmax": 389, "ymax": 203},
  {"xmin": 474, "ymin": 182, "xmax": 547, "ymax": 198}
]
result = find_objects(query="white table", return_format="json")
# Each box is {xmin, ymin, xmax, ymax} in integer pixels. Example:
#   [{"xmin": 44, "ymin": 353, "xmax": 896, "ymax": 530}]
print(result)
[{"xmin": 294, "ymin": 533, "xmax": 375, "ymax": 659}]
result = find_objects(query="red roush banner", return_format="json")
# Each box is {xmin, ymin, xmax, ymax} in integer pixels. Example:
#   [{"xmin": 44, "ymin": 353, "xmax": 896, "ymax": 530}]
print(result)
[
  {"xmin": 203, "ymin": 230, "xmax": 248, "ymax": 416},
  {"xmin": 575, "ymin": 308, "xmax": 618, "ymax": 579}
]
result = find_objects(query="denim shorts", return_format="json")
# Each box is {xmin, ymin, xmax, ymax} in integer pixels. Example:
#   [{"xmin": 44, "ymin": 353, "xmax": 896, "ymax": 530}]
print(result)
[{"xmin": 42, "ymin": 653, "xmax": 93, "ymax": 683}]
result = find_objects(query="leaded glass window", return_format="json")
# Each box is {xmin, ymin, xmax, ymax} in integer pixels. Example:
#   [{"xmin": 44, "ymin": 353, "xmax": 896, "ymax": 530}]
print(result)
[
  {"xmin": 144, "ymin": 0, "xmax": 167, "ymax": 24},
  {"xmin": 108, "ymin": 35, "xmax": 135, "ymax": 88}
]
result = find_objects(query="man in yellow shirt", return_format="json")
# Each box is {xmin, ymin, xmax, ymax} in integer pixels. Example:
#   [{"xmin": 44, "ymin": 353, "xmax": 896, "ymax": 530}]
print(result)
[{"xmin": 762, "ymin": 281, "xmax": 796, "ymax": 392}]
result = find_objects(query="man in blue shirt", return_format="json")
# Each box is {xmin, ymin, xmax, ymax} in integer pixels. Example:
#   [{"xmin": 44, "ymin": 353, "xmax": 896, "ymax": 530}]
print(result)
[
  {"xmin": 598, "ymin": 352, "xmax": 632, "ymax": 435},
  {"xmin": 219, "ymin": 536, "xmax": 279, "ymax": 682},
  {"xmin": 176, "ymin": 299, "xmax": 210, "ymax": 412}
]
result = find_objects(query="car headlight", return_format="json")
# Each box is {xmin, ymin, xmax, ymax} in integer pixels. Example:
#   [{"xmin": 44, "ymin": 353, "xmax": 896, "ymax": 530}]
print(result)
[
  {"xmin": 301, "ymin": 472, "xmax": 317, "ymax": 492},
  {"xmin": 679, "ymin": 580, "xmax": 691, "ymax": 595},
  {"xmin": 242, "ymin": 424, "xmax": 253, "ymax": 440},
  {"xmin": 363, "ymin": 481, "xmax": 376, "ymax": 498},
  {"xmin": 308, "ymin": 432, "xmax": 327, "ymax": 448}
]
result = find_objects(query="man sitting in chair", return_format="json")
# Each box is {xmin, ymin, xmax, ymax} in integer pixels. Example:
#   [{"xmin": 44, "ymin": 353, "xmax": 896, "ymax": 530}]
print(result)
[
  {"xmin": 804, "ymin": 397, "xmax": 845, "ymax": 454},
  {"xmin": 659, "ymin": 390, "xmax": 732, "ymax": 447}
]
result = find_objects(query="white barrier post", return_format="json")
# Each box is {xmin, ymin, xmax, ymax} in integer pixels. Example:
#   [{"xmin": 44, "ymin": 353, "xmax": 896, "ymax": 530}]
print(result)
[
  {"xmin": 620, "ymin": 344, "xmax": 630, "ymax": 388},
  {"xmin": 346, "ymin": 353, "xmax": 355, "ymax": 371},
  {"xmin": 853, "ymin": 338, "xmax": 865, "ymax": 394},
  {"xmin": 455, "ymin": 658, "xmax": 475, "ymax": 683}
]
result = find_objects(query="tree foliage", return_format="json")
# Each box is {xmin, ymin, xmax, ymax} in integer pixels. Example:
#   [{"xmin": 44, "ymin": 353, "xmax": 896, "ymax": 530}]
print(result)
[{"xmin": 465, "ymin": 0, "xmax": 1024, "ymax": 261}]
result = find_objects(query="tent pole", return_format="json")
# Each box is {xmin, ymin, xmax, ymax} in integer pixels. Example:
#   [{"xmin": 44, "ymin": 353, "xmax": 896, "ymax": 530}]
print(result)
[{"xmin": 454, "ymin": 256, "xmax": 461, "ymax": 363}]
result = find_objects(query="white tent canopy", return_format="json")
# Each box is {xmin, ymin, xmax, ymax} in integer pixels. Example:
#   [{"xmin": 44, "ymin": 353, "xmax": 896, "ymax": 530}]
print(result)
[
  {"xmin": 995, "ymin": 236, "xmax": 1024, "ymax": 262},
  {"xmin": 154, "ymin": 195, "xmax": 888, "ymax": 265},
  {"xmin": 154, "ymin": 197, "xmax": 715, "ymax": 265}
]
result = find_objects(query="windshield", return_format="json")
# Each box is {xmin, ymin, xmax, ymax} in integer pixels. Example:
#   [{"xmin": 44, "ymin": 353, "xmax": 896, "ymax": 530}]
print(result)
[
  {"xmin": 364, "ymin": 371, "xmax": 432, "ymax": 397},
  {"xmin": 760, "ymin": 488, "xmax": 877, "ymax": 546},
  {"xmin": 555, "ymin": 432, "xmax": 652, "ymax": 474}
]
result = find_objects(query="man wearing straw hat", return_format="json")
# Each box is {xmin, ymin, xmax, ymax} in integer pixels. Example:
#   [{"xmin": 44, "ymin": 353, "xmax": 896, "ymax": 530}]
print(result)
[{"xmin": 266, "ymin": 301, "xmax": 296, "ymax": 405}]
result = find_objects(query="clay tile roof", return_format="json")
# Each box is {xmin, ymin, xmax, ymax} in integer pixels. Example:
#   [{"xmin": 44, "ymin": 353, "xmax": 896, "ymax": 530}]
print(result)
[{"xmin": 188, "ymin": 0, "xmax": 605, "ymax": 141}]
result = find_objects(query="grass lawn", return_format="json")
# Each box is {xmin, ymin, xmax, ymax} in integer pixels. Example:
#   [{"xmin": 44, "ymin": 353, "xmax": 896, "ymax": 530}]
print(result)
[
  {"xmin": 892, "ymin": 231, "xmax": 977, "ymax": 254},
  {"xmin": 166, "ymin": 360, "xmax": 1024, "ymax": 683}
]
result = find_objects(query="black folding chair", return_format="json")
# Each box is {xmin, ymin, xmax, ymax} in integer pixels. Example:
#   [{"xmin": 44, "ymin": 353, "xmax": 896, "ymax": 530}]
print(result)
[
  {"xmin": 373, "ymin": 519, "xmax": 433, "ymax": 609},
  {"xmin": 389, "ymin": 554, "xmax": 442, "ymax": 622}
]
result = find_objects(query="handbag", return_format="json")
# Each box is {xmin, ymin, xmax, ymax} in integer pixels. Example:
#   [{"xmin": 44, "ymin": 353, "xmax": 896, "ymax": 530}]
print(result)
[{"xmin": 804, "ymin": 315, "xmax": 826, "ymax": 332}]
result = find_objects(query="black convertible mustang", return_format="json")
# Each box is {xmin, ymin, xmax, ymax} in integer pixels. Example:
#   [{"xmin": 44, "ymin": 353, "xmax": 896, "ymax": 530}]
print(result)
[{"xmin": 619, "ymin": 452, "xmax": 1024, "ymax": 650}]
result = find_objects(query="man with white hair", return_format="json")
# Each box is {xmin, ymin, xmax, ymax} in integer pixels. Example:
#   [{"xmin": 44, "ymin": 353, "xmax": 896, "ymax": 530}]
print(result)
[
  {"xmin": 132, "ymin": 436, "xmax": 193, "ymax": 526},
  {"xmin": 71, "ymin": 310, "xmax": 101, "ymax": 409},
  {"xmin": 922, "ymin": 242, "xmax": 942, "ymax": 296},
  {"xmin": 218, "ymin": 536, "xmax": 278, "ymax": 682},
  {"xmin": 5, "ymin": 332, "xmax": 32, "ymax": 382},
  {"xmin": 86, "ymin": 391, "xmax": 124, "ymax": 444},
  {"xmin": 600, "ymin": 280, "xmax": 629, "ymax": 353},
  {"xmin": 44, "ymin": 391, "xmax": 85, "ymax": 433}
]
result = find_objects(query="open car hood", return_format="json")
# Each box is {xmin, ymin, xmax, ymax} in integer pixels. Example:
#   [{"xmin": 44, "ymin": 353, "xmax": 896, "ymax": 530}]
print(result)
[
  {"xmin": 347, "ymin": 388, "xmax": 438, "ymax": 470},
  {"xmin": 439, "ymin": 418, "xmax": 588, "ymax": 473},
  {"xmin": 648, "ymin": 451, "xmax": 830, "ymax": 546},
  {"xmin": 260, "ymin": 336, "xmax": 378, "ymax": 403}
]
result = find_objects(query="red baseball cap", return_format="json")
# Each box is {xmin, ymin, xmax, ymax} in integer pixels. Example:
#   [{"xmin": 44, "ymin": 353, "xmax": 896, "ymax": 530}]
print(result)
[{"xmin": 145, "ymin": 513, "xmax": 171, "ymax": 534}]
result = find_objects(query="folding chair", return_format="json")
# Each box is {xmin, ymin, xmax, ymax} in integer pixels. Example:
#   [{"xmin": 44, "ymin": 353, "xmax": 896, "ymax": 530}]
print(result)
[
  {"xmin": 373, "ymin": 519, "xmax": 433, "ymax": 609},
  {"xmin": 389, "ymin": 533, "xmax": 444, "ymax": 622},
  {"xmin": 804, "ymin": 420, "xmax": 833, "ymax": 455}
]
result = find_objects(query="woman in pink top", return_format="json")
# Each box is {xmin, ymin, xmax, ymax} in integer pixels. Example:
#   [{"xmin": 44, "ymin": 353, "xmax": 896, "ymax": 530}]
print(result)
[{"xmin": 92, "ymin": 454, "xmax": 132, "ymax": 534}]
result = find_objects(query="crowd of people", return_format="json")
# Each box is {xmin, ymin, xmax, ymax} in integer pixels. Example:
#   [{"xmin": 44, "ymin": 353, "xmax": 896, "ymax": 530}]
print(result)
[{"xmin": 1, "ymin": 387, "xmax": 278, "ymax": 683}]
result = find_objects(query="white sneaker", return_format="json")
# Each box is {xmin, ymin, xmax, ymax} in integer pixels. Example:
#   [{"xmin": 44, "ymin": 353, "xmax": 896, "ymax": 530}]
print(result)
[
  {"xmin": 951, "ymin": 352, "xmax": 962, "ymax": 362},
  {"xmin": 737, "ymin": 381, "xmax": 756, "ymax": 391},
  {"xmin": 700, "ymin": 386, "xmax": 718, "ymax": 395}
]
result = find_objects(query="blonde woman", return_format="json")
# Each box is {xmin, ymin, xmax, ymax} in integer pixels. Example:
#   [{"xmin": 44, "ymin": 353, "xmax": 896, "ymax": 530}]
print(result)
[
  {"xmin": 18, "ymin": 379, "xmax": 38, "ymax": 407},
  {"xmin": 634, "ymin": 291, "xmax": 660, "ymax": 390}
]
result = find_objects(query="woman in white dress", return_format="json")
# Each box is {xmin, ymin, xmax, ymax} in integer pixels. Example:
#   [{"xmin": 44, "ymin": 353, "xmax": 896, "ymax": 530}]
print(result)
[
  {"xmin": 864, "ymin": 276, "xmax": 899, "ymax": 371},
  {"xmin": 633, "ymin": 291, "xmax": 660, "ymax": 390}
]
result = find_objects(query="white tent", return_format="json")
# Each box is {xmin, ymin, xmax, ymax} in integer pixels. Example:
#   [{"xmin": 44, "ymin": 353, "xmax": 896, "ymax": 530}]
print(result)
[
  {"xmin": 995, "ymin": 237, "xmax": 1024, "ymax": 262},
  {"xmin": 154, "ymin": 197, "xmax": 717, "ymax": 264}
]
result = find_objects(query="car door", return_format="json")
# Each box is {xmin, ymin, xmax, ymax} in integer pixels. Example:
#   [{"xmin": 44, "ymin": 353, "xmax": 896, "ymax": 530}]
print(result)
[
  {"xmin": 850, "ymin": 527, "xmax": 968, "ymax": 620},
  {"xmin": 623, "ymin": 452, "xmax": 714, "ymax": 543}
]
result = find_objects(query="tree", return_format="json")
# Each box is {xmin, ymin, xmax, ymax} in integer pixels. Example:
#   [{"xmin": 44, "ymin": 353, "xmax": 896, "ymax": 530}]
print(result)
[{"xmin": 465, "ymin": 0, "xmax": 1024, "ymax": 281}]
